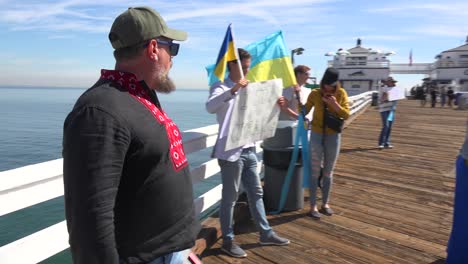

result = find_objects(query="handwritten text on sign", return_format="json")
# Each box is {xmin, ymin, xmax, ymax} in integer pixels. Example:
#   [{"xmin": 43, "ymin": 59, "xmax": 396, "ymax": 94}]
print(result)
[{"xmin": 225, "ymin": 79, "xmax": 283, "ymax": 150}]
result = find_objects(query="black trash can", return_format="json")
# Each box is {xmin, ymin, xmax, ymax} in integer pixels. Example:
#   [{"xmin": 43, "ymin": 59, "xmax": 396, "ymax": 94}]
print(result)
[
  {"xmin": 261, "ymin": 122, "xmax": 304, "ymax": 212},
  {"xmin": 371, "ymin": 91, "xmax": 379, "ymax": 106}
]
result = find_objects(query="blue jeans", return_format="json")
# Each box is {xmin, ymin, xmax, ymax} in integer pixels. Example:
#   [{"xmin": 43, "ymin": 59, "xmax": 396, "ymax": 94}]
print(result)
[
  {"xmin": 378, "ymin": 111, "xmax": 393, "ymax": 146},
  {"xmin": 309, "ymin": 131, "xmax": 341, "ymax": 206},
  {"xmin": 218, "ymin": 147, "xmax": 272, "ymax": 242},
  {"xmin": 146, "ymin": 249, "xmax": 191, "ymax": 264}
]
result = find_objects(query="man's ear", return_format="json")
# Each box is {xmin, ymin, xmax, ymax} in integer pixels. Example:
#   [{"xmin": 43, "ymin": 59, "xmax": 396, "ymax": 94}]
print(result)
[{"xmin": 146, "ymin": 39, "xmax": 159, "ymax": 61}]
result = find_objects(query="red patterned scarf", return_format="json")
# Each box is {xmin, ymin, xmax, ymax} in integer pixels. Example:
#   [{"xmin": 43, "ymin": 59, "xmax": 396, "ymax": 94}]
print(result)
[{"xmin": 100, "ymin": 69, "xmax": 188, "ymax": 171}]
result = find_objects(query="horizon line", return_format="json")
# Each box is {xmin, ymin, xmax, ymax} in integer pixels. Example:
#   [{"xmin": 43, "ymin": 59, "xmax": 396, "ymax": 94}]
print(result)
[{"xmin": 0, "ymin": 85, "xmax": 208, "ymax": 91}]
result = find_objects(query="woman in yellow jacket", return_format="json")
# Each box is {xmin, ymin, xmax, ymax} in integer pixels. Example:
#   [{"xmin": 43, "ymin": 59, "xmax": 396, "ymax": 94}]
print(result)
[{"xmin": 279, "ymin": 68, "xmax": 350, "ymax": 219}]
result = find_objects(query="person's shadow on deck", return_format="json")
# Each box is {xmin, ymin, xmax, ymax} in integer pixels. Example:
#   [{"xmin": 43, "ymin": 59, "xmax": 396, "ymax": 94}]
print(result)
[
  {"xmin": 201, "ymin": 242, "xmax": 264, "ymax": 258},
  {"xmin": 202, "ymin": 213, "xmax": 307, "ymax": 258},
  {"xmin": 234, "ymin": 210, "xmax": 308, "ymax": 234},
  {"xmin": 340, "ymin": 147, "xmax": 382, "ymax": 153}
]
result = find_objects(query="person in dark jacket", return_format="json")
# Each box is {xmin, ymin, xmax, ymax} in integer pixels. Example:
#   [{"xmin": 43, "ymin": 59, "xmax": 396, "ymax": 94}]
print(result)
[
  {"xmin": 447, "ymin": 87, "xmax": 455, "ymax": 108},
  {"xmin": 62, "ymin": 6, "xmax": 199, "ymax": 264},
  {"xmin": 430, "ymin": 86, "xmax": 438, "ymax": 108},
  {"xmin": 446, "ymin": 121, "xmax": 468, "ymax": 263}
]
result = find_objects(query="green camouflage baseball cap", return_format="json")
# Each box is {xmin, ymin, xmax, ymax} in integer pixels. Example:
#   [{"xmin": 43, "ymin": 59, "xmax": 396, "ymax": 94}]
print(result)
[{"xmin": 109, "ymin": 6, "xmax": 187, "ymax": 49}]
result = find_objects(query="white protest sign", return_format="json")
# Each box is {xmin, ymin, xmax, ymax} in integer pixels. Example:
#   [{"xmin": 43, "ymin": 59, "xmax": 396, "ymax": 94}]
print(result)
[
  {"xmin": 387, "ymin": 86, "xmax": 406, "ymax": 101},
  {"xmin": 225, "ymin": 79, "xmax": 283, "ymax": 151}
]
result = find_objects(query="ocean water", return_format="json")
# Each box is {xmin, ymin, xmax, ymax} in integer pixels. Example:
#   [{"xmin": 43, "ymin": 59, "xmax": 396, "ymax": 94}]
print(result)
[
  {"xmin": 0, "ymin": 86, "xmax": 218, "ymax": 263},
  {"xmin": 0, "ymin": 86, "xmax": 215, "ymax": 171}
]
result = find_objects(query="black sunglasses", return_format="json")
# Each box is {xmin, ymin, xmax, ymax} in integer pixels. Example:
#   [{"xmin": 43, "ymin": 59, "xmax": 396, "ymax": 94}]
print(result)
[{"xmin": 156, "ymin": 39, "xmax": 179, "ymax": 56}]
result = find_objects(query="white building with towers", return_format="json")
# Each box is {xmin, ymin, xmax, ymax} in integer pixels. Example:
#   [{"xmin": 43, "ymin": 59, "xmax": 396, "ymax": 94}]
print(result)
[
  {"xmin": 430, "ymin": 36, "xmax": 468, "ymax": 91},
  {"xmin": 326, "ymin": 37, "xmax": 468, "ymax": 96},
  {"xmin": 326, "ymin": 38, "xmax": 394, "ymax": 96}
]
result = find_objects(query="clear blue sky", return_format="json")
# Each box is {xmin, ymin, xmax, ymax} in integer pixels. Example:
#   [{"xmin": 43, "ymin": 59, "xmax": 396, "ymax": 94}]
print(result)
[{"xmin": 0, "ymin": 0, "xmax": 467, "ymax": 89}]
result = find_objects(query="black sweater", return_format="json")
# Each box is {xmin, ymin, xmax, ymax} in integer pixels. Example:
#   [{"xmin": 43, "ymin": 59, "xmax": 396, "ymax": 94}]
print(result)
[{"xmin": 62, "ymin": 79, "xmax": 199, "ymax": 264}]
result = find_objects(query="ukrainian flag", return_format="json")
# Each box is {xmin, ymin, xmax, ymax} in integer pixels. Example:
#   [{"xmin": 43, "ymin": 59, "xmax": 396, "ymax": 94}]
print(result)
[
  {"xmin": 208, "ymin": 24, "xmax": 238, "ymax": 86},
  {"xmin": 244, "ymin": 31, "xmax": 296, "ymax": 88}
]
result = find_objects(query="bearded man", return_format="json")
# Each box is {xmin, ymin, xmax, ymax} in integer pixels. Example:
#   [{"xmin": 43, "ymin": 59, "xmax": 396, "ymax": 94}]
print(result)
[{"xmin": 62, "ymin": 7, "xmax": 199, "ymax": 264}]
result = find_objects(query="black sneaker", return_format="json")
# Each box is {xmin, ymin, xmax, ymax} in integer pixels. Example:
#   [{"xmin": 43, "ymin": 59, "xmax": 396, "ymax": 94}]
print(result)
[
  {"xmin": 221, "ymin": 241, "xmax": 247, "ymax": 258},
  {"xmin": 259, "ymin": 232, "xmax": 290, "ymax": 246},
  {"xmin": 320, "ymin": 206, "xmax": 334, "ymax": 216},
  {"xmin": 308, "ymin": 210, "xmax": 321, "ymax": 219}
]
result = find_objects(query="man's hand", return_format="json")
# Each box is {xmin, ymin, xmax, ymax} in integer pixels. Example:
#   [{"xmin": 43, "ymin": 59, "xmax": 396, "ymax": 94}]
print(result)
[
  {"xmin": 381, "ymin": 92, "xmax": 389, "ymax": 102},
  {"xmin": 293, "ymin": 84, "xmax": 301, "ymax": 92},
  {"xmin": 277, "ymin": 96, "xmax": 289, "ymax": 109},
  {"xmin": 231, "ymin": 78, "xmax": 249, "ymax": 95}
]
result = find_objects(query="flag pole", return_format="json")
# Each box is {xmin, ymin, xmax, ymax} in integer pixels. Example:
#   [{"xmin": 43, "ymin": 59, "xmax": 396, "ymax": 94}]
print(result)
[
  {"xmin": 230, "ymin": 24, "xmax": 244, "ymax": 79},
  {"xmin": 409, "ymin": 48, "xmax": 413, "ymax": 66}
]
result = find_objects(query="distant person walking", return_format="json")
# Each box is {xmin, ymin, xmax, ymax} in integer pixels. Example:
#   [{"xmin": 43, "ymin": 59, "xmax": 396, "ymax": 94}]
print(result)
[
  {"xmin": 446, "ymin": 121, "xmax": 468, "ymax": 263},
  {"xmin": 423, "ymin": 85, "xmax": 429, "ymax": 107},
  {"xmin": 447, "ymin": 87, "xmax": 455, "ymax": 108},
  {"xmin": 279, "ymin": 67, "xmax": 350, "ymax": 219},
  {"xmin": 440, "ymin": 86, "xmax": 447, "ymax": 107},
  {"xmin": 62, "ymin": 6, "xmax": 199, "ymax": 264},
  {"xmin": 430, "ymin": 87, "xmax": 438, "ymax": 108},
  {"xmin": 416, "ymin": 86, "xmax": 426, "ymax": 107},
  {"xmin": 378, "ymin": 77, "xmax": 398, "ymax": 149}
]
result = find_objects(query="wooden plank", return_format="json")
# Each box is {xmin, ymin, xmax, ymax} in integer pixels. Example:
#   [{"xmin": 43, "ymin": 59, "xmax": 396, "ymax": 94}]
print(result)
[
  {"xmin": 331, "ymin": 176, "xmax": 453, "ymax": 212},
  {"xmin": 329, "ymin": 199, "xmax": 450, "ymax": 245},
  {"xmin": 244, "ymin": 218, "xmax": 363, "ymax": 264},
  {"xmin": 326, "ymin": 214, "xmax": 446, "ymax": 257},
  {"xmin": 293, "ymin": 217, "xmax": 440, "ymax": 263},
  {"xmin": 331, "ymin": 183, "xmax": 453, "ymax": 224},
  {"xmin": 268, "ymin": 215, "xmax": 401, "ymax": 263}
]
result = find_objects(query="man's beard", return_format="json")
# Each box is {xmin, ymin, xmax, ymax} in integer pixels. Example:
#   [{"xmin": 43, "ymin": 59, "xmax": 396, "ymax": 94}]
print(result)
[{"xmin": 154, "ymin": 64, "xmax": 176, "ymax": 94}]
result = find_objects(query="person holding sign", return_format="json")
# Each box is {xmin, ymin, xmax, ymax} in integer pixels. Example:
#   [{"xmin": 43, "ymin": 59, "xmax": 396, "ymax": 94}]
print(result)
[
  {"xmin": 378, "ymin": 76, "xmax": 398, "ymax": 149},
  {"xmin": 206, "ymin": 48, "xmax": 289, "ymax": 258}
]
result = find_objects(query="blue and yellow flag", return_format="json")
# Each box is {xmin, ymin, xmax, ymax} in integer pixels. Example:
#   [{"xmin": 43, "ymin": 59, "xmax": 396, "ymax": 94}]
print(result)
[
  {"xmin": 244, "ymin": 31, "xmax": 296, "ymax": 88},
  {"xmin": 207, "ymin": 24, "xmax": 238, "ymax": 86}
]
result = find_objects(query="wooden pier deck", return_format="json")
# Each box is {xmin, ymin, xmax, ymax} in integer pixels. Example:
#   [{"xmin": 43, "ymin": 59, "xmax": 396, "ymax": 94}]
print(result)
[{"xmin": 200, "ymin": 100, "xmax": 467, "ymax": 264}]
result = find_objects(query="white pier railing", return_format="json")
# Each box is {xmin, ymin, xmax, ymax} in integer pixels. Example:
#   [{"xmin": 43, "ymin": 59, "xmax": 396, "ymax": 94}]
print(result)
[
  {"xmin": 390, "ymin": 63, "xmax": 433, "ymax": 74},
  {"xmin": 0, "ymin": 91, "xmax": 373, "ymax": 263},
  {"xmin": 328, "ymin": 60, "xmax": 391, "ymax": 68}
]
